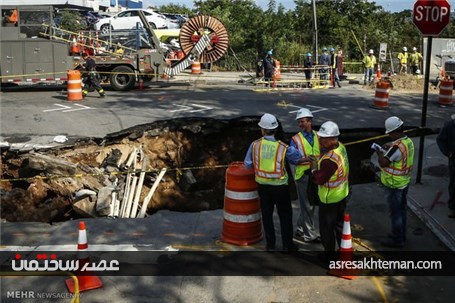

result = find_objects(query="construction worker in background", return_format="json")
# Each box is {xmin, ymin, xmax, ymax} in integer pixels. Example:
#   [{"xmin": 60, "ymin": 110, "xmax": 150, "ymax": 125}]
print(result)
[
  {"xmin": 309, "ymin": 121, "xmax": 349, "ymax": 262},
  {"xmin": 374, "ymin": 116, "xmax": 414, "ymax": 248},
  {"xmin": 409, "ymin": 47, "xmax": 423, "ymax": 75},
  {"xmin": 80, "ymin": 53, "xmax": 105, "ymax": 98},
  {"xmin": 3, "ymin": 8, "xmax": 18, "ymax": 26},
  {"xmin": 303, "ymin": 53, "xmax": 313, "ymax": 88},
  {"xmin": 291, "ymin": 108, "xmax": 321, "ymax": 245},
  {"xmin": 397, "ymin": 47, "xmax": 409, "ymax": 74},
  {"xmin": 329, "ymin": 48, "xmax": 342, "ymax": 88},
  {"xmin": 244, "ymin": 113, "xmax": 302, "ymax": 253},
  {"xmin": 263, "ymin": 50, "xmax": 276, "ymax": 84},
  {"xmin": 362, "ymin": 49, "xmax": 377, "ymax": 85},
  {"xmin": 436, "ymin": 114, "xmax": 455, "ymax": 218},
  {"xmin": 319, "ymin": 47, "xmax": 330, "ymax": 82}
]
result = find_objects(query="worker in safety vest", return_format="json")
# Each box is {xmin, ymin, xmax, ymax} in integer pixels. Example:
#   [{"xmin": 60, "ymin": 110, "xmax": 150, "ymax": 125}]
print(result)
[
  {"xmin": 362, "ymin": 49, "xmax": 377, "ymax": 85},
  {"xmin": 319, "ymin": 47, "xmax": 330, "ymax": 82},
  {"xmin": 244, "ymin": 113, "xmax": 303, "ymax": 252},
  {"xmin": 80, "ymin": 53, "xmax": 105, "ymax": 98},
  {"xmin": 290, "ymin": 108, "xmax": 321, "ymax": 245},
  {"xmin": 374, "ymin": 116, "xmax": 414, "ymax": 248},
  {"xmin": 263, "ymin": 50, "xmax": 276, "ymax": 83},
  {"xmin": 397, "ymin": 47, "xmax": 408, "ymax": 74},
  {"xmin": 4, "ymin": 8, "xmax": 18, "ymax": 25},
  {"xmin": 409, "ymin": 47, "xmax": 423, "ymax": 75},
  {"xmin": 309, "ymin": 121, "xmax": 349, "ymax": 262}
]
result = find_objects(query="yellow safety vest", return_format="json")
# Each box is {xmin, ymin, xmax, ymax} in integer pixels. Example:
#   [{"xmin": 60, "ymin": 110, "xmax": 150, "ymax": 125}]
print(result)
[
  {"xmin": 398, "ymin": 52, "xmax": 408, "ymax": 64},
  {"xmin": 380, "ymin": 137, "xmax": 414, "ymax": 189},
  {"xmin": 363, "ymin": 55, "xmax": 377, "ymax": 68},
  {"xmin": 317, "ymin": 143, "xmax": 350, "ymax": 204},
  {"xmin": 291, "ymin": 131, "xmax": 320, "ymax": 180},
  {"xmin": 409, "ymin": 52, "xmax": 422, "ymax": 65},
  {"xmin": 252, "ymin": 138, "xmax": 288, "ymax": 185}
]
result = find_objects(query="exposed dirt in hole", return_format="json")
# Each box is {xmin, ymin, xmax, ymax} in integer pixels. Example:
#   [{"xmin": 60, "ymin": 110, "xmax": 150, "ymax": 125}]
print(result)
[{"xmin": 1, "ymin": 117, "xmax": 415, "ymax": 223}]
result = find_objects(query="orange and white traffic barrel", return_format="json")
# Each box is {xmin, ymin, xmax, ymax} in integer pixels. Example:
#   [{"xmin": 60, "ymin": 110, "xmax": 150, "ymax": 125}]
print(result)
[
  {"xmin": 70, "ymin": 35, "xmax": 80, "ymax": 55},
  {"xmin": 191, "ymin": 61, "xmax": 201, "ymax": 74},
  {"xmin": 67, "ymin": 70, "xmax": 83, "ymax": 101},
  {"xmin": 371, "ymin": 80, "xmax": 390, "ymax": 109},
  {"xmin": 274, "ymin": 60, "xmax": 281, "ymax": 79},
  {"xmin": 438, "ymin": 79, "xmax": 453, "ymax": 106},
  {"xmin": 221, "ymin": 162, "xmax": 263, "ymax": 246}
]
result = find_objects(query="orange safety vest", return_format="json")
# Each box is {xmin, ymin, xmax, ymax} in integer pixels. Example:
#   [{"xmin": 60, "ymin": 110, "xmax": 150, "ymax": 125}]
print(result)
[{"xmin": 8, "ymin": 9, "xmax": 18, "ymax": 23}]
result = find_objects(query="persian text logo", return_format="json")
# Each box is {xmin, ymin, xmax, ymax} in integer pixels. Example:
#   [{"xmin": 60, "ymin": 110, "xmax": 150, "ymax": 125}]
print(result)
[{"xmin": 12, "ymin": 253, "xmax": 120, "ymax": 272}]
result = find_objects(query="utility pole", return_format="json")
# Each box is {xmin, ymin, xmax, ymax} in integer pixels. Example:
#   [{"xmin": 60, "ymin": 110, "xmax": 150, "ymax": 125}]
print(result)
[{"xmin": 312, "ymin": 0, "xmax": 318, "ymax": 63}]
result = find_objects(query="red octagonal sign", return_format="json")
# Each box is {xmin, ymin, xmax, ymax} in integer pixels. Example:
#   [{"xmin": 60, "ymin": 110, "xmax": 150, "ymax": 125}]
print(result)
[{"xmin": 413, "ymin": 0, "xmax": 451, "ymax": 36}]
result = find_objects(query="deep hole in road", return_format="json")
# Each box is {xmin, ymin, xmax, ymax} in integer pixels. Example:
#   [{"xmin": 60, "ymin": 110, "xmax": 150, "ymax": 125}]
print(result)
[{"xmin": 0, "ymin": 117, "xmax": 436, "ymax": 223}]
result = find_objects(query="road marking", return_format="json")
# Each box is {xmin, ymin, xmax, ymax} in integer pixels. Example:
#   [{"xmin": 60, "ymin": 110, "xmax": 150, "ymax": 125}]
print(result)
[
  {"xmin": 169, "ymin": 104, "xmax": 213, "ymax": 113},
  {"xmin": 287, "ymin": 104, "xmax": 328, "ymax": 114},
  {"xmin": 43, "ymin": 104, "xmax": 93, "ymax": 113}
]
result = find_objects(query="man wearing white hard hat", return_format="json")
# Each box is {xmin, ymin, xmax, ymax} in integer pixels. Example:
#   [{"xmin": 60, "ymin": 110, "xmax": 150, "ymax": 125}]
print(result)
[
  {"xmin": 309, "ymin": 121, "xmax": 350, "ymax": 261},
  {"xmin": 436, "ymin": 114, "xmax": 455, "ymax": 218},
  {"xmin": 362, "ymin": 49, "xmax": 377, "ymax": 85},
  {"xmin": 375, "ymin": 116, "xmax": 414, "ymax": 248},
  {"xmin": 409, "ymin": 47, "xmax": 423, "ymax": 75},
  {"xmin": 290, "ymin": 108, "xmax": 321, "ymax": 244},
  {"xmin": 244, "ymin": 113, "xmax": 303, "ymax": 252},
  {"xmin": 397, "ymin": 47, "xmax": 408, "ymax": 74}
]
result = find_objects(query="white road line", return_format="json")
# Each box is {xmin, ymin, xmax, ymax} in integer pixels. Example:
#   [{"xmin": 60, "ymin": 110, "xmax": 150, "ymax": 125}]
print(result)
[
  {"xmin": 62, "ymin": 104, "xmax": 93, "ymax": 112},
  {"xmin": 189, "ymin": 104, "xmax": 212, "ymax": 113},
  {"xmin": 0, "ymin": 244, "xmax": 178, "ymax": 252},
  {"xmin": 288, "ymin": 104, "xmax": 328, "ymax": 114},
  {"xmin": 43, "ymin": 104, "xmax": 71, "ymax": 112},
  {"xmin": 170, "ymin": 104, "xmax": 192, "ymax": 112}
]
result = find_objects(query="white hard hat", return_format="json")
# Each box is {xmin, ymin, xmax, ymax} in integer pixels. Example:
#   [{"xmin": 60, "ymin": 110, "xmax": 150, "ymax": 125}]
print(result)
[
  {"xmin": 412, "ymin": 47, "xmax": 417, "ymax": 51},
  {"xmin": 258, "ymin": 113, "xmax": 278, "ymax": 129},
  {"xmin": 369, "ymin": 49, "xmax": 374, "ymax": 54},
  {"xmin": 403, "ymin": 47, "xmax": 407, "ymax": 52},
  {"xmin": 295, "ymin": 108, "xmax": 313, "ymax": 120},
  {"xmin": 317, "ymin": 121, "xmax": 340, "ymax": 138},
  {"xmin": 385, "ymin": 116, "xmax": 404, "ymax": 134}
]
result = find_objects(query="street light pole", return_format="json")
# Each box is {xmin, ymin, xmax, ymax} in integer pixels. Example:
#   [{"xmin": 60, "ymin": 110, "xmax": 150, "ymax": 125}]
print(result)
[{"xmin": 312, "ymin": 0, "xmax": 318, "ymax": 63}]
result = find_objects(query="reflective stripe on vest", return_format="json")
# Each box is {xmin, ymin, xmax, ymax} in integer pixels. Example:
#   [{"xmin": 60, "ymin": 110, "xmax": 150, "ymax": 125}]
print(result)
[
  {"xmin": 292, "ymin": 131, "xmax": 320, "ymax": 180},
  {"xmin": 380, "ymin": 137, "xmax": 414, "ymax": 189},
  {"xmin": 252, "ymin": 138, "xmax": 288, "ymax": 185},
  {"xmin": 318, "ymin": 143, "xmax": 350, "ymax": 203}
]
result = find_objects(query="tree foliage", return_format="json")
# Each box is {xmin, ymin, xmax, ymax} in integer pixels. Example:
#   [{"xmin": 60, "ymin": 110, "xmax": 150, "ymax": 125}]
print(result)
[{"xmin": 157, "ymin": 0, "xmax": 453, "ymax": 70}]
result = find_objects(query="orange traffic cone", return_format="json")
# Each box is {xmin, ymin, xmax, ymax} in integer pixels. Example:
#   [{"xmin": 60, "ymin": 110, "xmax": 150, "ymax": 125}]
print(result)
[
  {"xmin": 139, "ymin": 78, "xmax": 144, "ymax": 90},
  {"xmin": 65, "ymin": 221, "xmax": 103, "ymax": 293},
  {"xmin": 376, "ymin": 67, "xmax": 382, "ymax": 80},
  {"xmin": 328, "ymin": 214, "xmax": 357, "ymax": 280}
]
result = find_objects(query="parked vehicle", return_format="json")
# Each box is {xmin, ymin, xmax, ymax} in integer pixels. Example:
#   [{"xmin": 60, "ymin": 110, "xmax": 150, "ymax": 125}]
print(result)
[
  {"xmin": 162, "ymin": 13, "xmax": 188, "ymax": 27},
  {"xmin": 95, "ymin": 9, "xmax": 167, "ymax": 34},
  {"xmin": 163, "ymin": 14, "xmax": 180, "ymax": 29}
]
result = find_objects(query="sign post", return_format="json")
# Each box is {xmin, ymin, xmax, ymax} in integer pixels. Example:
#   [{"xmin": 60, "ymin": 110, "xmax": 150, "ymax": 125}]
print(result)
[{"xmin": 413, "ymin": 0, "xmax": 450, "ymax": 184}]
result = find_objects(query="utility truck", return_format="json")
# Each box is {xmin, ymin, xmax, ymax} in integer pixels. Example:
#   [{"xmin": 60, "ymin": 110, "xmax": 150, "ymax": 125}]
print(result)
[{"xmin": 1, "ymin": 5, "xmax": 228, "ymax": 91}]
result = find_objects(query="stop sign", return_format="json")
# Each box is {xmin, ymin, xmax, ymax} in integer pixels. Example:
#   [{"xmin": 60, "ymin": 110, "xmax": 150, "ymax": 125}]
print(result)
[{"xmin": 413, "ymin": 0, "xmax": 451, "ymax": 36}]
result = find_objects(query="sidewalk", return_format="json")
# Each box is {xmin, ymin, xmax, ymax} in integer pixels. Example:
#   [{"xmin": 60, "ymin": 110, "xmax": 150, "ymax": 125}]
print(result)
[{"xmin": 407, "ymin": 134, "xmax": 455, "ymax": 251}]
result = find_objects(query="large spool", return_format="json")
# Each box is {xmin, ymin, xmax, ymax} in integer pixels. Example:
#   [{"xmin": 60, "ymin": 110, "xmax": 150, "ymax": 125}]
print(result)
[
  {"xmin": 179, "ymin": 15, "xmax": 229, "ymax": 63},
  {"xmin": 221, "ymin": 162, "xmax": 263, "ymax": 246}
]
